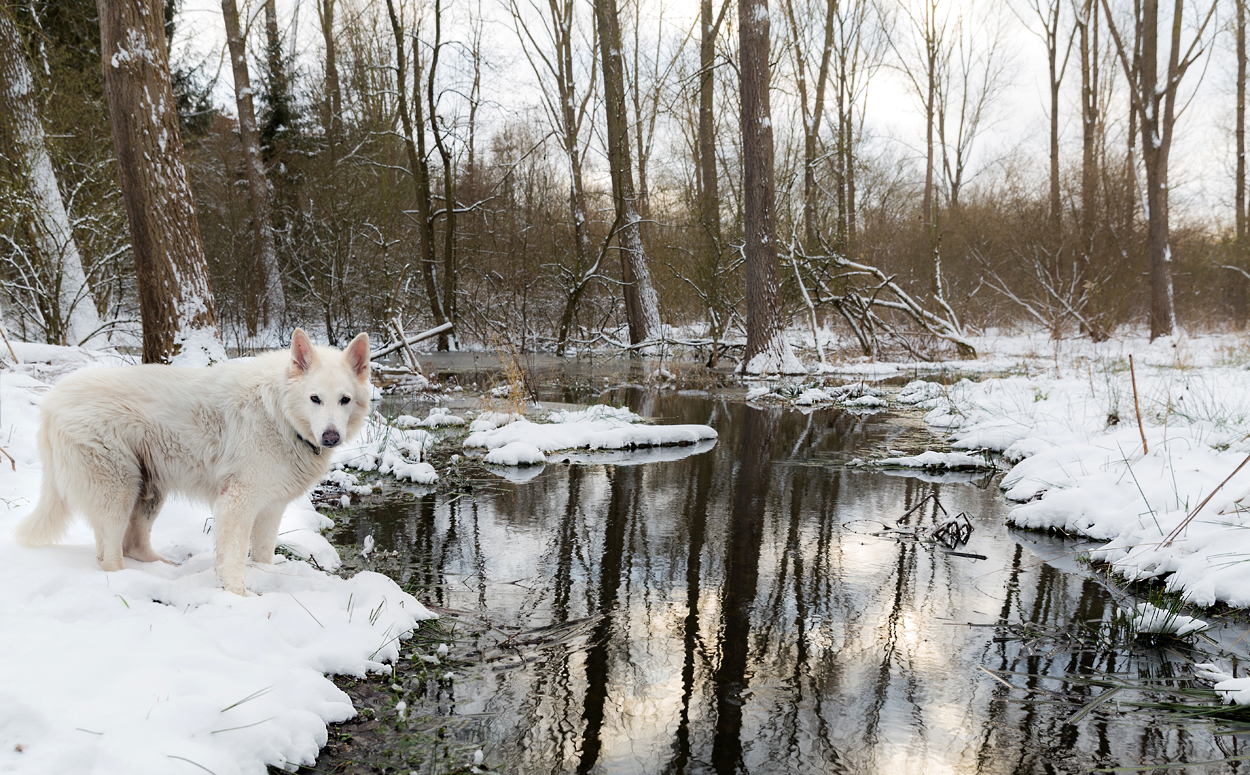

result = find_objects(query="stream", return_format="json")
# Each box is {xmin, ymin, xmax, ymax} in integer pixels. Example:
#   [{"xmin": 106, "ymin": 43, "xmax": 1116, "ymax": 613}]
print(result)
[{"xmin": 324, "ymin": 361, "xmax": 1250, "ymax": 774}]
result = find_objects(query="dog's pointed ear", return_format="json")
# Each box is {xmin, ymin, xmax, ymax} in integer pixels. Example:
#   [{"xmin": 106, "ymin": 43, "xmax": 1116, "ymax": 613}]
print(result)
[
  {"xmin": 345, "ymin": 333, "xmax": 370, "ymax": 379},
  {"xmin": 291, "ymin": 329, "xmax": 316, "ymax": 373}
]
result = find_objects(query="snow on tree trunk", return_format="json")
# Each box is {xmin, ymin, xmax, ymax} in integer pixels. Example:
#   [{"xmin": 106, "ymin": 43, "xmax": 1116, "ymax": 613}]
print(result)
[
  {"xmin": 222, "ymin": 0, "xmax": 286, "ymax": 330},
  {"xmin": 594, "ymin": 0, "xmax": 661, "ymax": 345},
  {"xmin": 96, "ymin": 0, "xmax": 222, "ymax": 364},
  {"xmin": 0, "ymin": 3, "xmax": 103, "ymax": 346},
  {"xmin": 738, "ymin": 0, "xmax": 804, "ymax": 375}
]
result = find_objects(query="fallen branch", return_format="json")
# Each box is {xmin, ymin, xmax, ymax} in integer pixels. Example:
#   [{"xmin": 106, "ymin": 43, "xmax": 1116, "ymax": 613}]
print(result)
[{"xmin": 369, "ymin": 322, "xmax": 453, "ymax": 360}]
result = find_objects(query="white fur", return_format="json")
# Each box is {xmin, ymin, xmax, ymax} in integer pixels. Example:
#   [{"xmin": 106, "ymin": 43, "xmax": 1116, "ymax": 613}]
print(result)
[{"xmin": 14, "ymin": 329, "xmax": 372, "ymax": 595}]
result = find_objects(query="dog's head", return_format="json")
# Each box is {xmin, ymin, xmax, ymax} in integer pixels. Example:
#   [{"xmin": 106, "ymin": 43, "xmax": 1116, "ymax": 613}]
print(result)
[{"xmin": 287, "ymin": 328, "xmax": 371, "ymax": 454}]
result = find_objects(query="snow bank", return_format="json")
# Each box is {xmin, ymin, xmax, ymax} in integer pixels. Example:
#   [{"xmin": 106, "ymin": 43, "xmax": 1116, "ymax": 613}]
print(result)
[
  {"xmin": 484, "ymin": 441, "xmax": 546, "ymax": 466},
  {"xmin": 394, "ymin": 407, "xmax": 466, "ymax": 429},
  {"xmin": 911, "ymin": 342, "xmax": 1250, "ymax": 614},
  {"xmin": 333, "ymin": 414, "xmax": 438, "ymax": 484},
  {"xmin": 0, "ymin": 349, "xmax": 435, "ymax": 775},
  {"xmin": 870, "ymin": 450, "xmax": 996, "ymax": 471},
  {"xmin": 464, "ymin": 404, "xmax": 717, "ymax": 454}
]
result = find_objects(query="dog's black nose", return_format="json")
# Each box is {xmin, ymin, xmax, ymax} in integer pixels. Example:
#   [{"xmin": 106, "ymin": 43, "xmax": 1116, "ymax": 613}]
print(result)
[{"xmin": 321, "ymin": 430, "xmax": 341, "ymax": 448}]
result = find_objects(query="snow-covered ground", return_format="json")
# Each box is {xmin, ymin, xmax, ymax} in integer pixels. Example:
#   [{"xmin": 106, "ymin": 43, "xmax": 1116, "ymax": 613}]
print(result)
[
  {"xmin": 0, "ymin": 341, "xmax": 725, "ymax": 774},
  {"xmin": 0, "ymin": 344, "xmax": 433, "ymax": 775},
  {"xmin": 760, "ymin": 329, "xmax": 1250, "ymax": 615},
  {"xmin": 13, "ymin": 325, "xmax": 1250, "ymax": 760}
]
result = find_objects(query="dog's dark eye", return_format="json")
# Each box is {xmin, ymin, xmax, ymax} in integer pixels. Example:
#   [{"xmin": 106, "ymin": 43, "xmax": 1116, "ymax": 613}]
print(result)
[
  {"xmin": 339, "ymin": 396, "xmax": 351, "ymax": 405},
  {"xmin": 310, "ymin": 395, "xmax": 322, "ymax": 405}
]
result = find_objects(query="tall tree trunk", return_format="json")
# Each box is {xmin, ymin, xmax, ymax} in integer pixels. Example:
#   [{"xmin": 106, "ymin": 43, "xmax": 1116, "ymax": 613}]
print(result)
[
  {"xmin": 221, "ymin": 0, "xmax": 285, "ymax": 330},
  {"xmin": 317, "ymin": 0, "xmax": 342, "ymax": 151},
  {"xmin": 594, "ymin": 0, "xmax": 661, "ymax": 345},
  {"xmin": 0, "ymin": 1, "xmax": 103, "ymax": 346},
  {"xmin": 1078, "ymin": 0, "xmax": 1101, "ymax": 338},
  {"xmin": 551, "ymin": 0, "xmax": 597, "ymax": 356},
  {"xmin": 1103, "ymin": 0, "xmax": 1214, "ymax": 340},
  {"xmin": 385, "ymin": 0, "xmax": 446, "ymax": 345},
  {"xmin": 845, "ymin": 95, "xmax": 857, "ymax": 255},
  {"xmin": 96, "ymin": 0, "xmax": 219, "ymax": 364},
  {"xmin": 697, "ymin": 0, "xmax": 728, "ymax": 360},
  {"xmin": 739, "ymin": 0, "xmax": 803, "ymax": 374},
  {"xmin": 1047, "ymin": 0, "xmax": 1062, "ymax": 230},
  {"xmin": 1238, "ymin": 0, "xmax": 1246, "ymax": 245},
  {"xmin": 922, "ymin": 6, "xmax": 937, "ymax": 247},
  {"xmin": 1138, "ymin": 0, "xmax": 1174, "ymax": 339},
  {"xmin": 430, "ymin": 0, "xmax": 457, "ymax": 349}
]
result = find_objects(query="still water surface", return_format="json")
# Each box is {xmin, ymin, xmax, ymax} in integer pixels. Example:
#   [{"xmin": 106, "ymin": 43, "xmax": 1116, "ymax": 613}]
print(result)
[{"xmin": 348, "ymin": 381, "xmax": 1250, "ymax": 774}]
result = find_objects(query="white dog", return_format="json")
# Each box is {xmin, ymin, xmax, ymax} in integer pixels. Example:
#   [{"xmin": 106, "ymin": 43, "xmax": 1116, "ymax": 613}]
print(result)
[{"xmin": 14, "ymin": 329, "xmax": 372, "ymax": 595}]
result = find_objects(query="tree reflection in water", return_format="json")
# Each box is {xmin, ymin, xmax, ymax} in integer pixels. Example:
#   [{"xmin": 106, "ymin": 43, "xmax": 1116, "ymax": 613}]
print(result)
[{"xmin": 350, "ymin": 390, "xmax": 1250, "ymax": 774}]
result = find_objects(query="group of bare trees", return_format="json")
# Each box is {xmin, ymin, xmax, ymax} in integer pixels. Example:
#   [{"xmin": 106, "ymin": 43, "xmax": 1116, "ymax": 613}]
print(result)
[{"xmin": 0, "ymin": 0, "xmax": 1244, "ymax": 368}]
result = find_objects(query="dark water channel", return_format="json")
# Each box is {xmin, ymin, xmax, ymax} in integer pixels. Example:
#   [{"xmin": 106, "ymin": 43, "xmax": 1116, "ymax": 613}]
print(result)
[{"xmin": 343, "ymin": 373, "xmax": 1250, "ymax": 774}]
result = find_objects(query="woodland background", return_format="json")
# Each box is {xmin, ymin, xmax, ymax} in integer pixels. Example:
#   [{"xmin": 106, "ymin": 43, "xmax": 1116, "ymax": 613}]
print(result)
[{"xmin": 0, "ymin": 0, "xmax": 1243, "ymax": 365}]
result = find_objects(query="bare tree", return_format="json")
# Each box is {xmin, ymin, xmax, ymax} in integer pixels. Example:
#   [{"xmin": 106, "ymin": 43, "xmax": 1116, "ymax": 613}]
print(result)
[
  {"xmin": 780, "ymin": 0, "xmax": 837, "ymax": 253},
  {"xmin": 385, "ymin": 0, "xmax": 449, "ymax": 348},
  {"xmin": 0, "ymin": 0, "xmax": 103, "ymax": 346},
  {"xmin": 739, "ymin": 0, "xmax": 803, "ymax": 373},
  {"xmin": 624, "ymin": 0, "xmax": 690, "ymax": 223},
  {"xmin": 893, "ymin": 0, "xmax": 950, "ymax": 244},
  {"xmin": 1017, "ymin": 0, "xmax": 1074, "ymax": 228},
  {"xmin": 1074, "ymin": 0, "xmax": 1107, "ymax": 338},
  {"xmin": 221, "ymin": 0, "xmax": 286, "ymax": 330},
  {"xmin": 96, "ymin": 0, "xmax": 220, "ymax": 363},
  {"xmin": 317, "ymin": 0, "xmax": 343, "ymax": 152},
  {"xmin": 428, "ymin": 0, "xmax": 459, "ymax": 348},
  {"xmin": 1238, "ymin": 0, "xmax": 1247, "ymax": 246},
  {"xmin": 509, "ymin": 0, "xmax": 604, "ymax": 354},
  {"xmin": 1102, "ymin": 0, "xmax": 1217, "ymax": 339},
  {"xmin": 593, "ymin": 0, "xmax": 662, "ymax": 345},
  {"xmin": 935, "ymin": 7, "xmax": 1011, "ymax": 210},
  {"xmin": 830, "ymin": 0, "xmax": 886, "ymax": 256}
]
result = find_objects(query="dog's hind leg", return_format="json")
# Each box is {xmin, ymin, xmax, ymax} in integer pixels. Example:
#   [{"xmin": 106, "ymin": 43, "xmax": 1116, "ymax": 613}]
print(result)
[
  {"xmin": 71, "ymin": 452, "xmax": 142, "ymax": 573},
  {"xmin": 249, "ymin": 504, "xmax": 285, "ymax": 565},
  {"xmin": 91, "ymin": 491, "xmax": 135, "ymax": 572},
  {"xmin": 123, "ymin": 482, "xmax": 169, "ymax": 564}
]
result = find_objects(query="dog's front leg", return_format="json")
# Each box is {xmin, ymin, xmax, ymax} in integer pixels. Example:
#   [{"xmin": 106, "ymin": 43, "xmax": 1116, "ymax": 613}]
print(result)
[
  {"xmin": 249, "ymin": 503, "xmax": 285, "ymax": 565},
  {"xmin": 214, "ymin": 478, "xmax": 259, "ymax": 595}
]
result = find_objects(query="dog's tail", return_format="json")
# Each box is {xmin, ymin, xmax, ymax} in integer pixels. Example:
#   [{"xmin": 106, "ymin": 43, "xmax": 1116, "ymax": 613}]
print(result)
[{"xmin": 14, "ymin": 421, "xmax": 72, "ymax": 546}]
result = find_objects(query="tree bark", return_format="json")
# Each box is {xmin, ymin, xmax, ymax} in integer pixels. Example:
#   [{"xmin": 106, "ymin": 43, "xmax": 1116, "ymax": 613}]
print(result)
[
  {"xmin": 385, "ymin": 0, "xmax": 447, "ymax": 346},
  {"xmin": 739, "ymin": 0, "xmax": 802, "ymax": 374},
  {"xmin": 430, "ymin": 0, "xmax": 457, "ymax": 349},
  {"xmin": 1077, "ymin": 0, "xmax": 1101, "ymax": 338},
  {"xmin": 1238, "ymin": 0, "xmax": 1246, "ymax": 245},
  {"xmin": 696, "ymin": 0, "xmax": 729, "ymax": 360},
  {"xmin": 221, "ymin": 0, "xmax": 285, "ymax": 330},
  {"xmin": 317, "ymin": 0, "xmax": 342, "ymax": 151},
  {"xmin": 1045, "ymin": 0, "xmax": 1062, "ymax": 229},
  {"xmin": 0, "ymin": 0, "xmax": 103, "ymax": 346},
  {"xmin": 1139, "ymin": 0, "xmax": 1173, "ymax": 339},
  {"xmin": 593, "ymin": 0, "xmax": 661, "ymax": 345},
  {"xmin": 96, "ymin": 0, "xmax": 219, "ymax": 363}
]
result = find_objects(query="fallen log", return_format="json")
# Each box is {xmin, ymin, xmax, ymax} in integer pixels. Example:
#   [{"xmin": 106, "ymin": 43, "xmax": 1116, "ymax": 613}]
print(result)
[{"xmin": 369, "ymin": 322, "xmax": 454, "ymax": 361}]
